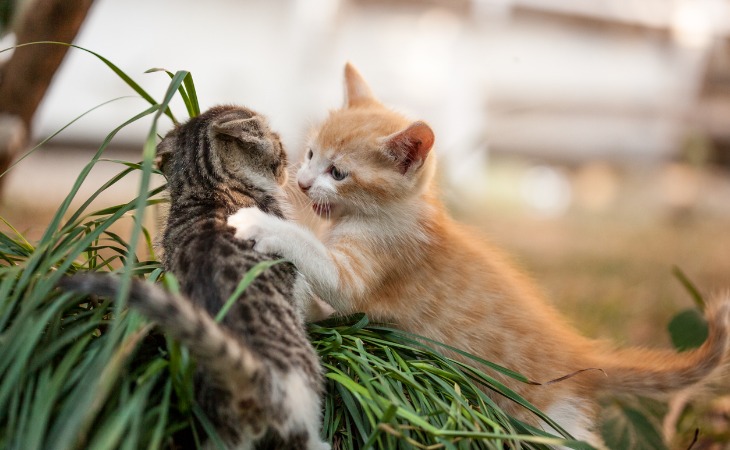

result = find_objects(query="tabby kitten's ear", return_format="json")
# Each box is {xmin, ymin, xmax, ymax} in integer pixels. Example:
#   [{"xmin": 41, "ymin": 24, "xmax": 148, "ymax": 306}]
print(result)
[
  {"xmin": 383, "ymin": 121, "xmax": 435, "ymax": 175},
  {"xmin": 155, "ymin": 136, "xmax": 174, "ymax": 175},
  {"xmin": 213, "ymin": 116, "xmax": 266, "ymax": 149},
  {"xmin": 344, "ymin": 62, "xmax": 377, "ymax": 108}
]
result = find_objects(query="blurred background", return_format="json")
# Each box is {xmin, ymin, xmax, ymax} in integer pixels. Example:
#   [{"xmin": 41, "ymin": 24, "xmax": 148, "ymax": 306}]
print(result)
[
  {"xmin": 1, "ymin": 0, "xmax": 729, "ymax": 372},
  {"xmin": 1, "ymin": 0, "xmax": 729, "ymax": 444}
]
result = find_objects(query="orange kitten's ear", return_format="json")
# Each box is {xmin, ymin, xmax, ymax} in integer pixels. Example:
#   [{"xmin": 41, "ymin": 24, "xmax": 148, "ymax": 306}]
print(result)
[
  {"xmin": 344, "ymin": 62, "xmax": 376, "ymax": 107},
  {"xmin": 384, "ymin": 121, "xmax": 435, "ymax": 175}
]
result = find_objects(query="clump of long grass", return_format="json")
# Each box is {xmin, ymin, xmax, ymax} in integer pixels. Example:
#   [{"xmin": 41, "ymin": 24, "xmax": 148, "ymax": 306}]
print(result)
[{"xmin": 0, "ymin": 43, "xmax": 595, "ymax": 450}]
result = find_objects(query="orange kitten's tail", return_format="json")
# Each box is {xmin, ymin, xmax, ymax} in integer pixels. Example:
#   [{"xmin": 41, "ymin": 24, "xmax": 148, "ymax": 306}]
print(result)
[{"xmin": 596, "ymin": 295, "xmax": 730, "ymax": 395}]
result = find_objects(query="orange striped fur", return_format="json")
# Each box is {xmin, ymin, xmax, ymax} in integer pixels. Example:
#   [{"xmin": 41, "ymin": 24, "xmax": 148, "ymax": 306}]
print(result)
[{"xmin": 228, "ymin": 64, "xmax": 730, "ymax": 446}]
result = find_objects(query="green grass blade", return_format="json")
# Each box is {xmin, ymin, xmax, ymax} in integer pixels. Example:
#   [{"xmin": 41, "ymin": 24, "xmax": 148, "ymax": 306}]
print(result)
[
  {"xmin": 145, "ymin": 68, "xmax": 200, "ymax": 119},
  {"xmin": 1, "ymin": 42, "xmax": 177, "ymax": 123},
  {"xmin": 672, "ymin": 265, "xmax": 705, "ymax": 310},
  {"xmin": 183, "ymin": 72, "xmax": 200, "ymax": 117},
  {"xmin": 0, "ymin": 96, "xmax": 139, "ymax": 179}
]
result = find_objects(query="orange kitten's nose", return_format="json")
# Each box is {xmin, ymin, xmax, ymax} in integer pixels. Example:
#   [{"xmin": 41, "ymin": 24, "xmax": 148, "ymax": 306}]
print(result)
[{"xmin": 298, "ymin": 179, "xmax": 311, "ymax": 192}]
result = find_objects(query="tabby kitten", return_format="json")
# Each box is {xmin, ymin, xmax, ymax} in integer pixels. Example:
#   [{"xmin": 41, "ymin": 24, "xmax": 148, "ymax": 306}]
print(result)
[
  {"xmin": 63, "ymin": 105, "xmax": 329, "ymax": 450},
  {"xmin": 227, "ymin": 66, "xmax": 730, "ymax": 445}
]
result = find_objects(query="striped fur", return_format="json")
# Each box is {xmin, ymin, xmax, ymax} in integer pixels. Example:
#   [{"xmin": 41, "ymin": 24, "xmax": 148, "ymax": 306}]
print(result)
[
  {"xmin": 59, "ymin": 274, "xmax": 266, "ymax": 394},
  {"xmin": 228, "ymin": 66, "xmax": 730, "ymax": 446},
  {"xmin": 64, "ymin": 106, "xmax": 328, "ymax": 450}
]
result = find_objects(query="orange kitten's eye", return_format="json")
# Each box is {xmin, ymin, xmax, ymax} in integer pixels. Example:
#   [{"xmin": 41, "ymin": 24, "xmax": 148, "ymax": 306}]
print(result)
[
  {"xmin": 307, "ymin": 149, "xmax": 313, "ymax": 159},
  {"xmin": 329, "ymin": 165, "xmax": 348, "ymax": 181}
]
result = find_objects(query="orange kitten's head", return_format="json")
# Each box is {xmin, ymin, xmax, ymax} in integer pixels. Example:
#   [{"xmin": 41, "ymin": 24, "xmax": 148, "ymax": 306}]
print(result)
[{"xmin": 296, "ymin": 63, "xmax": 437, "ymax": 220}]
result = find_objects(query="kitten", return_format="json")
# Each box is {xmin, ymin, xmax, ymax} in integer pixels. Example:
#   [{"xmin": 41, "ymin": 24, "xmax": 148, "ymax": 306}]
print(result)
[
  {"xmin": 62, "ymin": 105, "xmax": 329, "ymax": 450},
  {"xmin": 227, "ymin": 66, "xmax": 730, "ymax": 446}
]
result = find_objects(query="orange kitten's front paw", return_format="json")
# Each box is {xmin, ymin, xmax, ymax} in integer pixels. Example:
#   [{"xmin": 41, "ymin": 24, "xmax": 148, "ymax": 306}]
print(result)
[
  {"xmin": 228, "ymin": 207, "xmax": 286, "ymax": 256},
  {"xmin": 252, "ymin": 235, "xmax": 285, "ymax": 256},
  {"xmin": 227, "ymin": 207, "xmax": 269, "ymax": 242}
]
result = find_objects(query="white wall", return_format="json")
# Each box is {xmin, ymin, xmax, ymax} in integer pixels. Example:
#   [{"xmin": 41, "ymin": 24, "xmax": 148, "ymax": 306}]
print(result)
[{"xmin": 28, "ymin": 0, "xmax": 723, "ymax": 168}]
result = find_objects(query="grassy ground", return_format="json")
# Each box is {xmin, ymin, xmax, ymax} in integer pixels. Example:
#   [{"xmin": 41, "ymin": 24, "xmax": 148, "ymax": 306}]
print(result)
[
  {"xmin": 447, "ymin": 160, "xmax": 730, "ymax": 347},
  {"xmin": 481, "ymin": 213, "xmax": 730, "ymax": 346}
]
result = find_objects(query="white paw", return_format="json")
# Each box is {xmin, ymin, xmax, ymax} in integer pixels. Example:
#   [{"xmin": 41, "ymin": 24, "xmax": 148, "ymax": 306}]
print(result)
[
  {"xmin": 304, "ymin": 296, "xmax": 335, "ymax": 322},
  {"xmin": 227, "ymin": 207, "xmax": 276, "ymax": 243},
  {"xmin": 251, "ymin": 235, "xmax": 283, "ymax": 255}
]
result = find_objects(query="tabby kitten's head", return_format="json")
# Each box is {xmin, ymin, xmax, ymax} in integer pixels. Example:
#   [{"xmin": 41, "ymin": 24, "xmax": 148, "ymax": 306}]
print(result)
[
  {"xmin": 296, "ymin": 64, "xmax": 436, "ymax": 220},
  {"xmin": 157, "ymin": 105, "xmax": 289, "ymax": 203}
]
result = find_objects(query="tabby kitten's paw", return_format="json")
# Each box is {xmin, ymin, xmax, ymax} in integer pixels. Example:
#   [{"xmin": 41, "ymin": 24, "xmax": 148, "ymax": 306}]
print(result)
[{"xmin": 228, "ymin": 207, "xmax": 284, "ymax": 254}]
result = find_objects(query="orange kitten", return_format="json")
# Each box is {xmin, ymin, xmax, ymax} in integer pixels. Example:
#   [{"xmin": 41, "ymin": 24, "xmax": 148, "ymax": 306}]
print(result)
[{"xmin": 228, "ymin": 64, "xmax": 730, "ymax": 445}]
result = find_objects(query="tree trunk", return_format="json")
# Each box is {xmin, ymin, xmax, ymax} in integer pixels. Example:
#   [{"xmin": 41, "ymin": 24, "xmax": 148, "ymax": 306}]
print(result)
[{"xmin": 0, "ymin": 0, "xmax": 95, "ymax": 194}]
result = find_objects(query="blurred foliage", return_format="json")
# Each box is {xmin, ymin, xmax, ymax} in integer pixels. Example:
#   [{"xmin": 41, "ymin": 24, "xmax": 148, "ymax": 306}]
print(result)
[{"xmin": 600, "ymin": 396, "xmax": 668, "ymax": 450}]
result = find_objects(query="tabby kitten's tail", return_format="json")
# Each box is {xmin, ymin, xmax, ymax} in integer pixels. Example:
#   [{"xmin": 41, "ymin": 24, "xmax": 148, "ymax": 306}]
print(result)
[
  {"xmin": 58, "ymin": 274, "xmax": 265, "ymax": 390},
  {"xmin": 598, "ymin": 295, "xmax": 730, "ymax": 394}
]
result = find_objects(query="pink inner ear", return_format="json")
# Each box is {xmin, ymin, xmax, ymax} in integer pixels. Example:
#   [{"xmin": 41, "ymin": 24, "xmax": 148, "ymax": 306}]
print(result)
[{"xmin": 387, "ymin": 121, "xmax": 435, "ymax": 174}]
